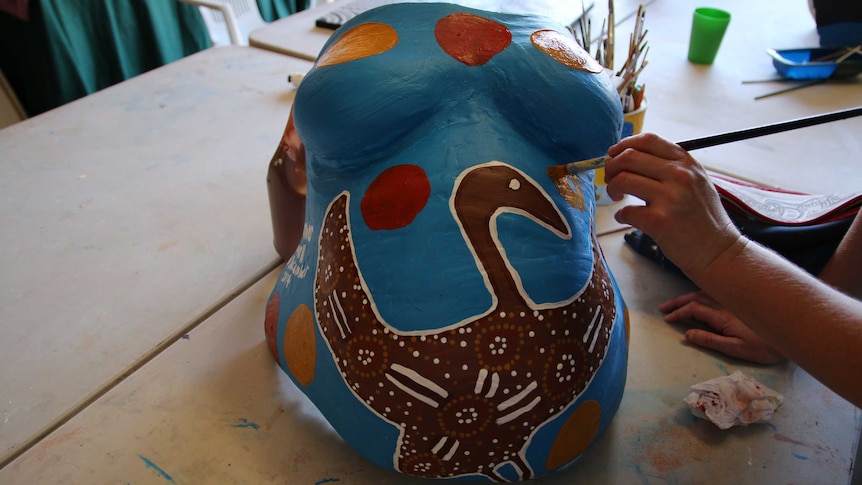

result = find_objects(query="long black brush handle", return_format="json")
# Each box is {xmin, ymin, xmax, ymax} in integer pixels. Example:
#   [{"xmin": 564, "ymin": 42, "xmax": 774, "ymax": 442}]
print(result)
[
  {"xmin": 677, "ymin": 106, "xmax": 862, "ymax": 151},
  {"xmin": 557, "ymin": 106, "xmax": 862, "ymax": 175}
]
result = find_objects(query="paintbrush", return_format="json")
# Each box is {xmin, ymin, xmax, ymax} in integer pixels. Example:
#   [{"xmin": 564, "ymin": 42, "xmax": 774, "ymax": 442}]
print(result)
[{"xmin": 547, "ymin": 106, "xmax": 862, "ymax": 179}]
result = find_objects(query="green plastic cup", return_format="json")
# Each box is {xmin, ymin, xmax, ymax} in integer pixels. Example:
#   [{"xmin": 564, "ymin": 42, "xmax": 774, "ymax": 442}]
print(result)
[{"xmin": 688, "ymin": 7, "xmax": 731, "ymax": 64}]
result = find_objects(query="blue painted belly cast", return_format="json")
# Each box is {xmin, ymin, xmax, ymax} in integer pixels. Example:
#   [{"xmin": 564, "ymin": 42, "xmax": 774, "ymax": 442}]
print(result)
[{"xmin": 264, "ymin": 3, "xmax": 628, "ymax": 482}]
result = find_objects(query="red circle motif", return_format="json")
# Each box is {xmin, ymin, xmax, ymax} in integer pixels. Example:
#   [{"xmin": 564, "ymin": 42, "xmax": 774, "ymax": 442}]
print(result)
[
  {"xmin": 361, "ymin": 164, "xmax": 431, "ymax": 230},
  {"xmin": 435, "ymin": 13, "xmax": 512, "ymax": 66}
]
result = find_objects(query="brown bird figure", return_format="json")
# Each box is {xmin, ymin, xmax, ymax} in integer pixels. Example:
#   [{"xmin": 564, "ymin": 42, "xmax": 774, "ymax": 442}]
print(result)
[{"xmin": 313, "ymin": 162, "xmax": 617, "ymax": 481}]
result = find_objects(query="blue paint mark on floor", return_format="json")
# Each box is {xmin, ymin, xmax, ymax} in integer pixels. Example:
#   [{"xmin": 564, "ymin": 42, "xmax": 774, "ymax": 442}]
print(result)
[
  {"xmin": 233, "ymin": 418, "xmax": 260, "ymax": 429},
  {"xmin": 633, "ymin": 463, "xmax": 650, "ymax": 485},
  {"xmin": 714, "ymin": 361, "xmax": 731, "ymax": 375},
  {"xmin": 792, "ymin": 452, "xmax": 809, "ymax": 460},
  {"xmin": 315, "ymin": 478, "xmax": 341, "ymax": 485},
  {"xmin": 138, "ymin": 455, "xmax": 175, "ymax": 482}
]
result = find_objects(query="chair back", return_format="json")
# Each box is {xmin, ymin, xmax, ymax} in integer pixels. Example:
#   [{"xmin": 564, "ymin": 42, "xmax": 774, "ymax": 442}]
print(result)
[{"xmin": 191, "ymin": 0, "xmax": 266, "ymax": 46}]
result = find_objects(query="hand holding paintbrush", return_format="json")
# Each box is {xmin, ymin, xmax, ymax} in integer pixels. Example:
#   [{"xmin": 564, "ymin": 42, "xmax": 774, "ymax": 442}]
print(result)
[{"xmin": 600, "ymin": 127, "xmax": 862, "ymax": 412}]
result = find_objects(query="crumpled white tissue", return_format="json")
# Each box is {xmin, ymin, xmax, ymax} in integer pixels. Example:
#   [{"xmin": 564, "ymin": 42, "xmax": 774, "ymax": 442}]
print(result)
[{"xmin": 684, "ymin": 370, "xmax": 784, "ymax": 430}]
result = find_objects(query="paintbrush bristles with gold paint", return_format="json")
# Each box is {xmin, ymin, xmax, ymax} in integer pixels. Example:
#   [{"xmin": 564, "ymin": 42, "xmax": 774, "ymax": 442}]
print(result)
[{"xmin": 546, "ymin": 155, "xmax": 609, "ymax": 179}]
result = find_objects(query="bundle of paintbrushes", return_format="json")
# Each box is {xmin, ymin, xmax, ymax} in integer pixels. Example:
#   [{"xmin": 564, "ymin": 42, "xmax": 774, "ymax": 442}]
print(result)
[
  {"xmin": 567, "ymin": 1, "xmax": 594, "ymax": 56},
  {"xmin": 615, "ymin": 4, "xmax": 648, "ymax": 113},
  {"xmin": 569, "ymin": 2, "xmax": 649, "ymax": 114}
]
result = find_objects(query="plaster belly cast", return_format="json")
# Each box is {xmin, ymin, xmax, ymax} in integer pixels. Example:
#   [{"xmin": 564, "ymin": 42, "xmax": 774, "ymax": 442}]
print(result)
[{"xmin": 264, "ymin": 3, "xmax": 629, "ymax": 482}]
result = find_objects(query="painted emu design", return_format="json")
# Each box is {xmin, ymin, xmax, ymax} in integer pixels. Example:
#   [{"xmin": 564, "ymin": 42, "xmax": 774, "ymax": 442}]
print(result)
[
  {"xmin": 314, "ymin": 164, "xmax": 616, "ymax": 481},
  {"xmin": 265, "ymin": 3, "xmax": 630, "ymax": 481}
]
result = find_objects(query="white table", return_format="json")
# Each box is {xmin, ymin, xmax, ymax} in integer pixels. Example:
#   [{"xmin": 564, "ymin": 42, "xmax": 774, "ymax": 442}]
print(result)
[
  {"xmin": 249, "ymin": 0, "xmax": 646, "ymax": 62},
  {"xmin": 628, "ymin": 0, "xmax": 862, "ymax": 194},
  {"xmin": 1, "ymin": 233, "xmax": 858, "ymax": 484},
  {"xmin": 0, "ymin": 46, "xmax": 313, "ymax": 466}
]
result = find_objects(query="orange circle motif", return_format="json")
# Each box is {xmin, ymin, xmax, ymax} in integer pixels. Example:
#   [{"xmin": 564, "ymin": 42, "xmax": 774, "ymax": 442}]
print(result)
[
  {"xmin": 317, "ymin": 22, "xmax": 398, "ymax": 67},
  {"xmin": 283, "ymin": 304, "xmax": 317, "ymax": 386},
  {"xmin": 531, "ymin": 30, "xmax": 603, "ymax": 73},
  {"xmin": 546, "ymin": 399, "xmax": 603, "ymax": 470}
]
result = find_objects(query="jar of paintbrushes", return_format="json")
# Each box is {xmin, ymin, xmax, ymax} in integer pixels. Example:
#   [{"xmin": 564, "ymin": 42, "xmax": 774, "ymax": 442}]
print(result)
[{"xmin": 573, "ymin": 2, "xmax": 649, "ymax": 204}]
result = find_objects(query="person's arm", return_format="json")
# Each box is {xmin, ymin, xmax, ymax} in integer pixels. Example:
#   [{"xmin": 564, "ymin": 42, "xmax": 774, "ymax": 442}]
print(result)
[
  {"xmin": 659, "ymin": 290, "xmax": 784, "ymax": 364},
  {"xmin": 604, "ymin": 133, "xmax": 862, "ymax": 407},
  {"xmin": 818, "ymin": 214, "xmax": 862, "ymax": 299},
  {"xmin": 661, "ymin": 213, "xmax": 862, "ymax": 365}
]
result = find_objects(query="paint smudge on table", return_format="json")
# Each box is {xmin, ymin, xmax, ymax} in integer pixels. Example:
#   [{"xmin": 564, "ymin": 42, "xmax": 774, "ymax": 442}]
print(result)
[
  {"xmin": 314, "ymin": 478, "xmax": 340, "ymax": 485},
  {"xmin": 232, "ymin": 418, "xmax": 260, "ymax": 429},
  {"xmin": 773, "ymin": 433, "xmax": 828, "ymax": 451},
  {"xmin": 29, "ymin": 426, "xmax": 91, "ymax": 462},
  {"xmin": 622, "ymin": 389, "xmax": 714, "ymax": 477},
  {"xmin": 294, "ymin": 449, "xmax": 312, "ymax": 465},
  {"xmin": 138, "ymin": 455, "xmax": 175, "ymax": 483},
  {"xmin": 713, "ymin": 361, "xmax": 731, "ymax": 376}
]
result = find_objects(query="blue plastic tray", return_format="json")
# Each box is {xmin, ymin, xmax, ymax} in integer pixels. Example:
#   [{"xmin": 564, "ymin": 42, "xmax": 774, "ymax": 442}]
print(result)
[{"xmin": 768, "ymin": 47, "xmax": 862, "ymax": 80}]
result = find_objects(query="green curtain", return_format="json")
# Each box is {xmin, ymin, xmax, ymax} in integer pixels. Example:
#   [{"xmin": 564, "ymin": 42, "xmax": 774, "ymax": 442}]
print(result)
[
  {"xmin": 0, "ymin": 0, "xmax": 306, "ymax": 117},
  {"xmin": 258, "ymin": 0, "xmax": 309, "ymax": 22}
]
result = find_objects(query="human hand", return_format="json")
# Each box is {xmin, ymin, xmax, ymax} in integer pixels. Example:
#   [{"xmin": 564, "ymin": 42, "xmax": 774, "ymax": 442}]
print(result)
[
  {"xmin": 603, "ymin": 133, "xmax": 743, "ymax": 278},
  {"xmin": 660, "ymin": 291, "xmax": 784, "ymax": 365}
]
